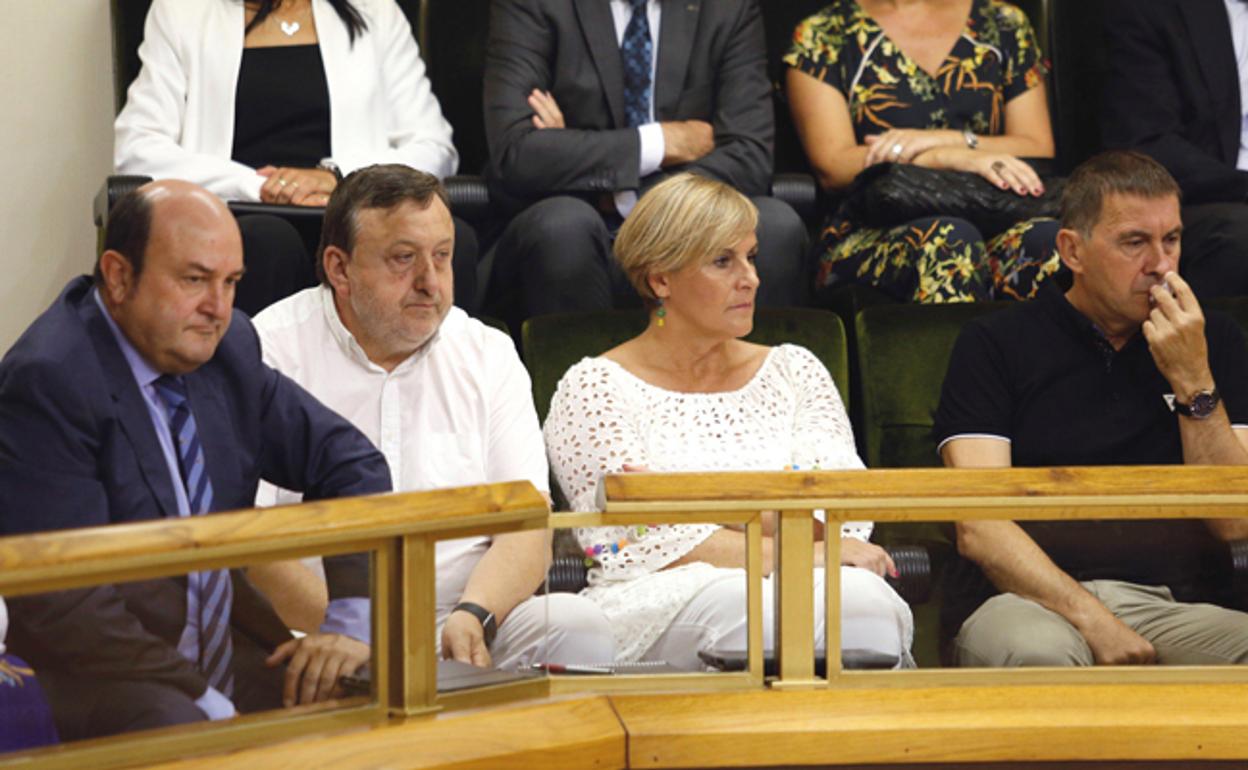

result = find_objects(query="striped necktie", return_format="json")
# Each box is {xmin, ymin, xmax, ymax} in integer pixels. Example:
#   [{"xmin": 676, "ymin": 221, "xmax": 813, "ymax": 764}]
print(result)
[
  {"xmin": 154, "ymin": 375, "xmax": 234, "ymax": 698},
  {"xmin": 620, "ymin": 0, "xmax": 653, "ymax": 128}
]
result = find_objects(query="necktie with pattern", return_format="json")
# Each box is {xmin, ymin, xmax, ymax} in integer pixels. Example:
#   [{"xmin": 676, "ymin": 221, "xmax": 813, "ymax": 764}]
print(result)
[
  {"xmin": 620, "ymin": 0, "xmax": 653, "ymax": 128},
  {"xmin": 154, "ymin": 375, "xmax": 234, "ymax": 698}
]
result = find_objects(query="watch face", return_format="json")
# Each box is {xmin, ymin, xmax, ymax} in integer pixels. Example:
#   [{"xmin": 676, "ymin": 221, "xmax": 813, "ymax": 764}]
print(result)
[{"xmin": 1191, "ymin": 391, "xmax": 1218, "ymax": 418}]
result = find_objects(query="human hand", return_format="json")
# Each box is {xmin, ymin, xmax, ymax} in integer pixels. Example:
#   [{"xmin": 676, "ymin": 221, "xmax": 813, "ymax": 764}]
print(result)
[
  {"xmin": 265, "ymin": 632, "xmax": 370, "ymax": 706},
  {"xmin": 915, "ymin": 148, "xmax": 1044, "ymax": 197},
  {"xmin": 1143, "ymin": 272, "xmax": 1214, "ymax": 400},
  {"xmin": 839, "ymin": 537, "xmax": 898, "ymax": 578},
  {"xmin": 528, "ymin": 88, "xmax": 565, "ymax": 129},
  {"xmin": 660, "ymin": 120, "xmax": 715, "ymax": 167},
  {"xmin": 441, "ymin": 610, "xmax": 493, "ymax": 668},
  {"xmin": 864, "ymin": 128, "xmax": 961, "ymax": 166},
  {"xmin": 1078, "ymin": 611, "xmax": 1156, "ymax": 665},
  {"xmin": 621, "ymin": 463, "xmax": 650, "ymax": 473},
  {"xmin": 257, "ymin": 166, "xmax": 338, "ymax": 206}
]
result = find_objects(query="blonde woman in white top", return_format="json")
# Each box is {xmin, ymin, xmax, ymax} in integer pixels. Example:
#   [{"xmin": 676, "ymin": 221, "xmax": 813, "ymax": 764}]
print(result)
[{"xmin": 544, "ymin": 173, "xmax": 914, "ymax": 668}]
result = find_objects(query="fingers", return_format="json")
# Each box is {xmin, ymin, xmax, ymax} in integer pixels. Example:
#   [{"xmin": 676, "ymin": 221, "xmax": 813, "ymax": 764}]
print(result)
[
  {"xmin": 266, "ymin": 638, "xmax": 298, "ymax": 667},
  {"xmin": 281, "ymin": 641, "xmax": 311, "ymax": 707},
  {"xmin": 864, "ymin": 130, "xmax": 903, "ymax": 167},
  {"xmin": 621, "ymin": 463, "xmax": 650, "ymax": 473},
  {"xmin": 528, "ymin": 89, "xmax": 565, "ymax": 129},
  {"xmin": 1164, "ymin": 271, "xmax": 1199, "ymax": 314},
  {"xmin": 300, "ymin": 646, "xmax": 329, "ymax": 704},
  {"xmin": 882, "ymin": 550, "xmax": 899, "ymax": 579},
  {"xmin": 471, "ymin": 641, "xmax": 492, "ymax": 668},
  {"xmin": 256, "ymin": 165, "xmax": 276, "ymax": 177}
]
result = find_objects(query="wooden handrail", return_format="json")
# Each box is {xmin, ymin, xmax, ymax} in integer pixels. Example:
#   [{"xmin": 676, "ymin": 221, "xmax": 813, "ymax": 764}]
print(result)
[
  {"xmin": 603, "ymin": 465, "xmax": 1248, "ymax": 519},
  {"xmin": 0, "ymin": 481, "xmax": 547, "ymax": 597}
]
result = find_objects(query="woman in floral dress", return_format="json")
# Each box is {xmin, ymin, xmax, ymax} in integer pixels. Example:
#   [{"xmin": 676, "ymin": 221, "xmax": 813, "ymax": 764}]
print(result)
[{"xmin": 786, "ymin": 0, "xmax": 1060, "ymax": 303}]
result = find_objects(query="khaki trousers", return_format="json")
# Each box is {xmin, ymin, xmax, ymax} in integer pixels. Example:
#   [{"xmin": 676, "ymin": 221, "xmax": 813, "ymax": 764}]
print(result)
[{"xmin": 955, "ymin": 580, "xmax": 1248, "ymax": 667}]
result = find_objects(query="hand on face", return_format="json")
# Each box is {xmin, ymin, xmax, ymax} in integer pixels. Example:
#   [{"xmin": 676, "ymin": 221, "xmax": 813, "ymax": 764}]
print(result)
[
  {"xmin": 258, "ymin": 166, "xmax": 338, "ymax": 207},
  {"xmin": 1142, "ymin": 271, "xmax": 1214, "ymax": 399}
]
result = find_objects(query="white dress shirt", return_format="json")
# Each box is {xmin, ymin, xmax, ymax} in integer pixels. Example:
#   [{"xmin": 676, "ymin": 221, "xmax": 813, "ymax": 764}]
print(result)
[
  {"xmin": 610, "ymin": 0, "xmax": 665, "ymax": 216},
  {"xmin": 1224, "ymin": 0, "xmax": 1248, "ymax": 170},
  {"xmin": 253, "ymin": 287, "xmax": 549, "ymax": 619}
]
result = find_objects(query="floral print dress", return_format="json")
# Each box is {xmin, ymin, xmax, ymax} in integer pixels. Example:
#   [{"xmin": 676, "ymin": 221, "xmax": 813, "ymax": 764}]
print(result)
[{"xmin": 785, "ymin": 0, "xmax": 1061, "ymax": 303}]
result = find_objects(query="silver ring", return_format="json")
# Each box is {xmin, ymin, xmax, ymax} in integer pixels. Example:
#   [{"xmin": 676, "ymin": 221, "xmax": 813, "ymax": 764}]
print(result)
[{"xmin": 891, "ymin": 143, "xmax": 903, "ymax": 157}]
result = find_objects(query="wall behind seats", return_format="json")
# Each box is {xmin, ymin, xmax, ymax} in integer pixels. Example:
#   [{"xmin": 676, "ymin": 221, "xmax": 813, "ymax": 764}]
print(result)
[{"xmin": 0, "ymin": 1, "xmax": 114, "ymax": 351}]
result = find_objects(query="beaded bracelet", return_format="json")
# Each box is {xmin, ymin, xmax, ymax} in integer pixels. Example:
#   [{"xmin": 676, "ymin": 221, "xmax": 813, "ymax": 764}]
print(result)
[{"xmin": 584, "ymin": 525, "xmax": 650, "ymax": 567}]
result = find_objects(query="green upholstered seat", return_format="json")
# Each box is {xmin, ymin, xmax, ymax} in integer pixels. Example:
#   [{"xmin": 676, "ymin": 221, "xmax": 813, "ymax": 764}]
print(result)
[
  {"xmin": 523, "ymin": 308, "xmax": 850, "ymax": 424},
  {"xmin": 855, "ymin": 302, "xmax": 1010, "ymax": 470}
]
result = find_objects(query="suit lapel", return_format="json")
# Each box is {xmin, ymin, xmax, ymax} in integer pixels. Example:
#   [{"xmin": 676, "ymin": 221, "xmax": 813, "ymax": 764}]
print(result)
[
  {"xmin": 1180, "ymin": 0, "xmax": 1240, "ymax": 163},
  {"xmin": 576, "ymin": 0, "xmax": 627, "ymax": 127},
  {"xmin": 77, "ymin": 292, "xmax": 180, "ymax": 519},
  {"xmin": 655, "ymin": 0, "xmax": 700, "ymax": 118}
]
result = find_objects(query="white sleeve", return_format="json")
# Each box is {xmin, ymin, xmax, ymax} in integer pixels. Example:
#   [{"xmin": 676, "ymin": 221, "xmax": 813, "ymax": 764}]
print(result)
[
  {"xmin": 543, "ymin": 360, "xmax": 716, "ymax": 581},
  {"xmin": 113, "ymin": 0, "xmax": 264, "ymax": 201},
  {"xmin": 332, "ymin": 0, "xmax": 457, "ymax": 178},
  {"xmin": 783, "ymin": 346, "xmax": 873, "ymax": 541},
  {"xmin": 485, "ymin": 336, "xmax": 549, "ymax": 493}
]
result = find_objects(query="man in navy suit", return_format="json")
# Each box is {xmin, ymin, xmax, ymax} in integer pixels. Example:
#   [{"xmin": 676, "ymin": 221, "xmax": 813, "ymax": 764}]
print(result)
[
  {"xmin": 0, "ymin": 180, "xmax": 391, "ymax": 740},
  {"xmin": 1102, "ymin": 0, "xmax": 1248, "ymax": 298}
]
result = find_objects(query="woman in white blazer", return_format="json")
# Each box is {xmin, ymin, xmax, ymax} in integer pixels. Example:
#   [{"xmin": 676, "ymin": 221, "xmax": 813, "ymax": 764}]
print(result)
[{"xmin": 114, "ymin": 0, "xmax": 468, "ymax": 314}]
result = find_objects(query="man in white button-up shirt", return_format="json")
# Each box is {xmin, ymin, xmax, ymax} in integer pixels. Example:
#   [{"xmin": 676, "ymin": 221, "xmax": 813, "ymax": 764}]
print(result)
[{"xmin": 253, "ymin": 164, "xmax": 613, "ymax": 669}]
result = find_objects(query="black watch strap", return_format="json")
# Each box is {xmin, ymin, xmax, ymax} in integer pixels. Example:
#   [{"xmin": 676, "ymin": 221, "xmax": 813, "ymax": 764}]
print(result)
[
  {"xmin": 1174, "ymin": 387, "xmax": 1220, "ymax": 419},
  {"xmin": 451, "ymin": 601, "xmax": 497, "ymax": 647}
]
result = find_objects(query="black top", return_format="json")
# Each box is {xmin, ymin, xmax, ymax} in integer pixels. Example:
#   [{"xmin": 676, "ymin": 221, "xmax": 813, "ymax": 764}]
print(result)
[
  {"xmin": 934, "ymin": 282, "xmax": 1248, "ymax": 619},
  {"xmin": 232, "ymin": 44, "xmax": 331, "ymax": 170}
]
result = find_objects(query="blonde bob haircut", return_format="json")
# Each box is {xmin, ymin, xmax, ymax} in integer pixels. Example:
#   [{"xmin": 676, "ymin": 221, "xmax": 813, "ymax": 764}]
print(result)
[{"xmin": 614, "ymin": 173, "xmax": 759, "ymax": 306}]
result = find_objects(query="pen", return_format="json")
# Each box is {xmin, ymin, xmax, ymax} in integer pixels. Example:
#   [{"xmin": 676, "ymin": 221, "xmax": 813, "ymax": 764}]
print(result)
[{"xmin": 531, "ymin": 662, "xmax": 613, "ymax": 675}]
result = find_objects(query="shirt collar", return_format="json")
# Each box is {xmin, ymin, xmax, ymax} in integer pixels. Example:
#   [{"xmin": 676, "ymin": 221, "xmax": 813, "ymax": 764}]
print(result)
[
  {"xmin": 1038, "ymin": 281, "xmax": 1142, "ymax": 364},
  {"xmin": 318, "ymin": 285, "xmax": 443, "ymax": 374},
  {"xmin": 92, "ymin": 288, "xmax": 164, "ymax": 390}
]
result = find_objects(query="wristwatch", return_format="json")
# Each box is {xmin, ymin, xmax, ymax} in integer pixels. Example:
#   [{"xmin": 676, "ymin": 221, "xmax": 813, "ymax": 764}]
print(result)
[
  {"xmin": 1174, "ymin": 387, "xmax": 1220, "ymax": 419},
  {"xmin": 317, "ymin": 157, "xmax": 343, "ymax": 182},
  {"xmin": 451, "ymin": 601, "xmax": 497, "ymax": 647},
  {"xmin": 962, "ymin": 127, "xmax": 979, "ymax": 150}
]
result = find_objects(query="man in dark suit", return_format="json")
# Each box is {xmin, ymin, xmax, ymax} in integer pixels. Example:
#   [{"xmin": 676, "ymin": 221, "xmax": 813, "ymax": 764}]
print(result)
[
  {"xmin": 0, "ymin": 180, "xmax": 391, "ymax": 740},
  {"xmin": 1102, "ymin": 0, "xmax": 1248, "ymax": 299},
  {"xmin": 482, "ymin": 0, "xmax": 807, "ymax": 327}
]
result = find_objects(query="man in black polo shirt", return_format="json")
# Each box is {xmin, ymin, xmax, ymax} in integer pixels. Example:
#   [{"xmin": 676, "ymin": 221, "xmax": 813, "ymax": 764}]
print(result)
[{"xmin": 934, "ymin": 150, "xmax": 1248, "ymax": 667}]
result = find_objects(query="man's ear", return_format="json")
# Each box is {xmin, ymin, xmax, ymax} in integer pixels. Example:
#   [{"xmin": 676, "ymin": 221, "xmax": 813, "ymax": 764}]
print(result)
[
  {"xmin": 1056, "ymin": 228, "xmax": 1084, "ymax": 276},
  {"xmin": 323, "ymin": 246, "xmax": 351, "ymax": 296},
  {"xmin": 98, "ymin": 250, "xmax": 135, "ymax": 304}
]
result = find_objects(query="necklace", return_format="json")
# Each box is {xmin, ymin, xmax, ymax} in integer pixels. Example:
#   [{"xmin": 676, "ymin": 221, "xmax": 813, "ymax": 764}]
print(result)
[{"xmin": 270, "ymin": 2, "xmax": 307, "ymax": 36}]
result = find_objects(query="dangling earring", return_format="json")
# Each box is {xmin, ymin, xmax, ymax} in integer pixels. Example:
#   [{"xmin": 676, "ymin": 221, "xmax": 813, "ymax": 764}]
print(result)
[{"xmin": 655, "ymin": 298, "xmax": 667, "ymax": 328}]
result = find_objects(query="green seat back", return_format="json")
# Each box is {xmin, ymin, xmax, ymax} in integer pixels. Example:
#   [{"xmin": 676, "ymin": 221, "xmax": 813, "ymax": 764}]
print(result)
[
  {"xmin": 856, "ymin": 302, "xmax": 1010, "ymax": 469},
  {"xmin": 523, "ymin": 308, "xmax": 849, "ymax": 424}
]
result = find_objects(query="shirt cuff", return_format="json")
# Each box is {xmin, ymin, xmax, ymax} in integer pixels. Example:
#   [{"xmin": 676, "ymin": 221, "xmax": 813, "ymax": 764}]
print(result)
[
  {"xmin": 637, "ymin": 122, "xmax": 665, "ymax": 177},
  {"xmin": 195, "ymin": 686, "xmax": 237, "ymax": 720},
  {"xmin": 322, "ymin": 597, "xmax": 371, "ymax": 645}
]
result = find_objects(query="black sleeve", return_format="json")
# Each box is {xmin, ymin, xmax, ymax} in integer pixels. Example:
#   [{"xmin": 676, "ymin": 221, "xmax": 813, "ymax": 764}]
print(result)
[
  {"xmin": 1100, "ymin": 0, "xmax": 1248, "ymax": 203},
  {"xmin": 676, "ymin": 0, "xmax": 773, "ymax": 196},
  {"xmin": 1206, "ymin": 311, "xmax": 1248, "ymax": 425},
  {"xmin": 483, "ymin": 0, "xmax": 645, "ymax": 198},
  {"xmin": 932, "ymin": 320, "xmax": 1016, "ymax": 449}
]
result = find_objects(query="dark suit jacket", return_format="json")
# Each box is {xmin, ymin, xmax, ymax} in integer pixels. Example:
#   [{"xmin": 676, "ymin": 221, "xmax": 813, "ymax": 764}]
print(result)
[
  {"xmin": 483, "ymin": 0, "xmax": 774, "ymax": 213},
  {"xmin": 1101, "ymin": 0, "xmax": 1248, "ymax": 204},
  {"xmin": 0, "ymin": 277, "xmax": 391, "ymax": 699}
]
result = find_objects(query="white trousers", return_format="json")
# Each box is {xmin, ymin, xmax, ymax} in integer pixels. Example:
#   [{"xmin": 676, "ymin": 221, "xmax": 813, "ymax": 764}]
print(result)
[
  {"xmin": 642, "ymin": 567, "xmax": 914, "ymax": 670},
  {"xmin": 441, "ymin": 593, "xmax": 616, "ymax": 670}
]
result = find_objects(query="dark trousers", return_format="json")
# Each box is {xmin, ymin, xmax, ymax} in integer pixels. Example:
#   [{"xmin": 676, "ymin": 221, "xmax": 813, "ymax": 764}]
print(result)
[
  {"xmin": 1180, "ymin": 202, "xmax": 1248, "ymax": 300},
  {"xmin": 233, "ymin": 214, "xmax": 482, "ymax": 318},
  {"xmin": 484, "ymin": 194, "xmax": 809, "ymax": 333},
  {"xmin": 37, "ymin": 627, "xmax": 285, "ymax": 742}
]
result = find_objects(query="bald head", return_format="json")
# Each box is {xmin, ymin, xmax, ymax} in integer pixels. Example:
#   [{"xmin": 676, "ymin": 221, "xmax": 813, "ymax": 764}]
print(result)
[
  {"xmin": 97, "ymin": 180, "xmax": 245, "ymax": 374},
  {"xmin": 97, "ymin": 180, "xmax": 239, "ymax": 287}
]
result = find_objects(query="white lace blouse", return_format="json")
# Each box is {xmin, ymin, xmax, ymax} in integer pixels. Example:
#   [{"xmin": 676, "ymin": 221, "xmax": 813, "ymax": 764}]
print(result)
[{"xmin": 544, "ymin": 344, "xmax": 872, "ymax": 660}]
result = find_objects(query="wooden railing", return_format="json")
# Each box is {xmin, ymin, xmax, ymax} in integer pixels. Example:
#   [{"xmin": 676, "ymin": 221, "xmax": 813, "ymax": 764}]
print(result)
[{"xmin": 3, "ymin": 467, "xmax": 1248, "ymax": 768}]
